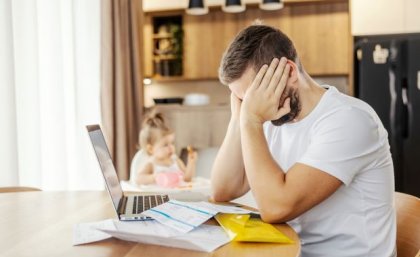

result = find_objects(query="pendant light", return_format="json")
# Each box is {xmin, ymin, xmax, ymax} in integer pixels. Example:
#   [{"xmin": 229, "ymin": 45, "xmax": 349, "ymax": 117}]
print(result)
[
  {"xmin": 259, "ymin": 0, "xmax": 284, "ymax": 10},
  {"xmin": 222, "ymin": 0, "xmax": 245, "ymax": 13},
  {"xmin": 186, "ymin": 0, "xmax": 208, "ymax": 15}
]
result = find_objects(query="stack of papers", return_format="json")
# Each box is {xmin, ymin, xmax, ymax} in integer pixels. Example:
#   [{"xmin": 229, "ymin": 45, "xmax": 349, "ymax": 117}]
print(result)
[
  {"xmin": 142, "ymin": 200, "xmax": 252, "ymax": 233},
  {"xmin": 73, "ymin": 201, "xmax": 255, "ymax": 252},
  {"xmin": 73, "ymin": 219, "xmax": 230, "ymax": 252}
]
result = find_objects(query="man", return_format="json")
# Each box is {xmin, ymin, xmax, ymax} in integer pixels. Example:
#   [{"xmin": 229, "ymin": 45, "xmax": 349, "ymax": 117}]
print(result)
[{"xmin": 211, "ymin": 24, "xmax": 396, "ymax": 257}]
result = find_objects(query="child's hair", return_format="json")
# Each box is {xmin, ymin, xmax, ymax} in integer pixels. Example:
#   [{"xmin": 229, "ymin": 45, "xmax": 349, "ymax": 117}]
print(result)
[{"xmin": 139, "ymin": 110, "xmax": 173, "ymax": 151}]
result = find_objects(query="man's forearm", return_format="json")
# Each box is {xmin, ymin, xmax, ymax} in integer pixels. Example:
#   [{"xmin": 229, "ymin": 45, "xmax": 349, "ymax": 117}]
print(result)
[
  {"xmin": 240, "ymin": 121, "xmax": 290, "ymax": 221},
  {"xmin": 211, "ymin": 119, "xmax": 249, "ymax": 201}
]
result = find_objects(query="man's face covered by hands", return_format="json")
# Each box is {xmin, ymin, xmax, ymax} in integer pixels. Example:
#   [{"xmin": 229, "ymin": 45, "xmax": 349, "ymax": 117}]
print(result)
[{"xmin": 229, "ymin": 65, "xmax": 301, "ymax": 126}]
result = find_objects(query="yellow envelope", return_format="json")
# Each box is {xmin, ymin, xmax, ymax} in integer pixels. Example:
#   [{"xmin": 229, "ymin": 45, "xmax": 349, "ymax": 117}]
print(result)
[{"xmin": 215, "ymin": 213, "xmax": 294, "ymax": 243}]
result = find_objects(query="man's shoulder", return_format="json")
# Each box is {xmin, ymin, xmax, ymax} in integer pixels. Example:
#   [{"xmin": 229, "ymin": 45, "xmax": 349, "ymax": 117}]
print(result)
[{"xmin": 316, "ymin": 89, "xmax": 380, "ymax": 127}]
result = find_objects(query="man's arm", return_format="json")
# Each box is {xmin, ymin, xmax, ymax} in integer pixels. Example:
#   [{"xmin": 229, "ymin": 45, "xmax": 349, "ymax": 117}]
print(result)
[
  {"xmin": 240, "ymin": 121, "xmax": 342, "ymax": 223},
  {"xmin": 240, "ymin": 58, "xmax": 341, "ymax": 223},
  {"xmin": 211, "ymin": 94, "xmax": 250, "ymax": 202}
]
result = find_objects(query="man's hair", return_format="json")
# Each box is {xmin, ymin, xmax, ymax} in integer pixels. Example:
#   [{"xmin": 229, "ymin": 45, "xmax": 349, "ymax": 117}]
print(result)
[{"xmin": 219, "ymin": 24, "xmax": 300, "ymax": 85}]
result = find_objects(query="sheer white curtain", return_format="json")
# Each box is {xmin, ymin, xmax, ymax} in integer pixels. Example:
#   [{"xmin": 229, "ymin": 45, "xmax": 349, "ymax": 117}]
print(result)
[{"xmin": 0, "ymin": 0, "xmax": 103, "ymax": 190}]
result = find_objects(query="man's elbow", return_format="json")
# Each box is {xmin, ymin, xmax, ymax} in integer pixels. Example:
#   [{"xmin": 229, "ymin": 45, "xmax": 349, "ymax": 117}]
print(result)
[
  {"xmin": 211, "ymin": 186, "xmax": 233, "ymax": 202},
  {"xmin": 259, "ymin": 204, "xmax": 295, "ymax": 224}
]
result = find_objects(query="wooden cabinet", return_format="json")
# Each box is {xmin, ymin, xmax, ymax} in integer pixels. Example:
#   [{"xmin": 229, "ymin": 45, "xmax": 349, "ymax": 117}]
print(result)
[
  {"xmin": 290, "ymin": 2, "xmax": 349, "ymax": 75},
  {"xmin": 143, "ymin": 14, "xmax": 154, "ymax": 77},
  {"xmin": 183, "ymin": 7, "xmax": 295, "ymax": 78},
  {"xmin": 143, "ymin": 1, "xmax": 350, "ymax": 79},
  {"xmin": 183, "ymin": 11, "xmax": 242, "ymax": 79}
]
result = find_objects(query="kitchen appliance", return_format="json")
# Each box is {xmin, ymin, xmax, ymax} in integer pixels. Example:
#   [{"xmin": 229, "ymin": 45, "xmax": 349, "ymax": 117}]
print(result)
[
  {"xmin": 354, "ymin": 34, "xmax": 420, "ymax": 197},
  {"xmin": 184, "ymin": 93, "xmax": 210, "ymax": 106},
  {"xmin": 153, "ymin": 97, "xmax": 184, "ymax": 105}
]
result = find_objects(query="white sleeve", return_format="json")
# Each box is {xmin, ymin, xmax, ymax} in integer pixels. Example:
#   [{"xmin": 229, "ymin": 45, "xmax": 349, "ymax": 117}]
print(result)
[{"xmin": 299, "ymin": 107, "xmax": 384, "ymax": 186}]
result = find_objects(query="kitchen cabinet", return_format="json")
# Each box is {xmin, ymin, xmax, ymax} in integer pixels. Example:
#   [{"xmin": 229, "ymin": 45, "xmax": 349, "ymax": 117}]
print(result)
[
  {"xmin": 143, "ymin": 14, "xmax": 154, "ymax": 77},
  {"xmin": 183, "ymin": 7, "xmax": 294, "ymax": 79},
  {"xmin": 183, "ymin": 2, "xmax": 349, "ymax": 77},
  {"xmin": 143, "ymin": 1, "xmax": 350, "ymax": 79},
  {"xmin": 351, "ymin": 0, "xmax": 420, "ymax": 35},
  {"xmin": 290, "ymin": 2, "xmax": 349, "ymax": 75},
  {"xmin": 405, "ymin": 0, "xmax": 420, "ymax": 33}
]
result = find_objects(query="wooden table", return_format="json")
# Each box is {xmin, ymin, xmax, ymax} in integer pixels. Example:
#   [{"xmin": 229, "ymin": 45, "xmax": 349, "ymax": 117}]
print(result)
[{"xmin": 0, "ymin": 191, "xmax": 300, "ymax": 257}]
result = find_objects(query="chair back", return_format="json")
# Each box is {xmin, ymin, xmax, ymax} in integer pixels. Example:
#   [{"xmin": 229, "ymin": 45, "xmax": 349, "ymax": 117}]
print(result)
[
  {"xmin": 395, "ymin": 192, "xmax": 420, "ymax": 257},
  {"xmin": 129, "ymin": 149, "xmax": 150, "ymax": 184}
]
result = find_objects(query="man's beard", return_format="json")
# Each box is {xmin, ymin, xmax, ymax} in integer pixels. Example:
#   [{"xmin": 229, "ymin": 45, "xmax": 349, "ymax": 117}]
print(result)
[{"xmin": 271, "ymin": 88, "xmax": 301, "ymax": 126}]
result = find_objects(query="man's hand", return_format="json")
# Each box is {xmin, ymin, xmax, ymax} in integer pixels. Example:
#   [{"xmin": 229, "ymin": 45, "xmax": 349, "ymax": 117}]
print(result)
[
  {"xmin": 230, "ymin": 92, "xmax": 242, "ymax": 121},
  {"xmin": 240, "ymin": 57, "xmax": 291, "ymax": 125}
]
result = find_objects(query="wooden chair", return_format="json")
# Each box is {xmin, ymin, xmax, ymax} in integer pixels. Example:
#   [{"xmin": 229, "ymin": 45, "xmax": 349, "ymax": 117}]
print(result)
[
  {"xmin": 0, "ymin": 187, "xmax": 41, "ymax": 193},
  {"xmin": 395, "ymin": 192, "xmax": 420, "ymax": 257}
]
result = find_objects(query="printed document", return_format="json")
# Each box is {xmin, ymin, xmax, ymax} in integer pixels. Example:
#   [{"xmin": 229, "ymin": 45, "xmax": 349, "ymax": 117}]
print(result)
[
  {"xmin": 142, "ymin": 200, "xmax": 252, "ymax": 233},
  {"xmin": 73, "ymin": 219, "xmax": 230, "ymax": 252}
]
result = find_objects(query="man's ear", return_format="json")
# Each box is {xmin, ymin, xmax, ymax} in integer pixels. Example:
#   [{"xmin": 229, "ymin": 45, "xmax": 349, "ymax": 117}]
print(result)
[
  {"xmin": 286, "ymin": 60, "xmax": 299, "ymax": 84},
  {"xmin": 146, "ymin": 144, "xmax": 154, "ymax": 155}
]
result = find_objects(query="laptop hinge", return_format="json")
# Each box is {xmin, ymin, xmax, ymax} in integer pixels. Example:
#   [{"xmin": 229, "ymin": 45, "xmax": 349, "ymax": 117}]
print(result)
[{"xmin": 117, "ymin": 196, "xmax": 128, "ymax": 215}]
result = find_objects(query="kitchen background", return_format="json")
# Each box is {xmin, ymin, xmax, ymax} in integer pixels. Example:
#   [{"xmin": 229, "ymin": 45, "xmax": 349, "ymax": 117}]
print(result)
[
  {"xmin": 141, "ymin": 0, "xmax": 420, "ymax": 197},
  {"xmin": 1, "ymin": 0, "xmax": 418, "ymax": 195}
]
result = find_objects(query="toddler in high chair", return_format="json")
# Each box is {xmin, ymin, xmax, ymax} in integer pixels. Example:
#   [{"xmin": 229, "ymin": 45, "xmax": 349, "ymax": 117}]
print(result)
[{"xmin": 131, "ymin": 111, "xmax": 197, "ymax": 188}]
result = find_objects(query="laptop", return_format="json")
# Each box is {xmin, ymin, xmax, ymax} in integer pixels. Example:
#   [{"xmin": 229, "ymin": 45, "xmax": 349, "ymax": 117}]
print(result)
[{"xmin": 86, "ymin": 124, "xmax": 169, "ymax": 221}]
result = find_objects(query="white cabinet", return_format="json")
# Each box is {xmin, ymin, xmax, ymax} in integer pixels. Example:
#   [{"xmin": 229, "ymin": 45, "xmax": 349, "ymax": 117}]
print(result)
[
  {"xmin": 351, "ymin": 0, "xmax": 420, "ymax": 35},
  {"xmin": 405, "ymin": 0, "xmax": 420, "ymax": 33}
]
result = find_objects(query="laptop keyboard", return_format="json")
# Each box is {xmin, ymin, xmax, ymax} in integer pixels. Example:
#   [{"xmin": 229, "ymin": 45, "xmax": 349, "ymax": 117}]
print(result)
[{"xmin": 132, "ymin": 195, "xmax": 169, "ymax": 214}]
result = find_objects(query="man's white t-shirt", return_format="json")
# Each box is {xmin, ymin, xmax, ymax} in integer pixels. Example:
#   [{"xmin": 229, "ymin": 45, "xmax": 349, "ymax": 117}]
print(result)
[{"xmin": 263, "ymin": 86, "xmax": 396, "ymax": 257}]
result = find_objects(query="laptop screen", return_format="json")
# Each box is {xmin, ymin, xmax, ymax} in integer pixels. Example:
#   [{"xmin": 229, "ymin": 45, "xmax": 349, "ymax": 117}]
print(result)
[{"xmin": 87, "ymin": 125, "xmax": 123, "ymax": 211}]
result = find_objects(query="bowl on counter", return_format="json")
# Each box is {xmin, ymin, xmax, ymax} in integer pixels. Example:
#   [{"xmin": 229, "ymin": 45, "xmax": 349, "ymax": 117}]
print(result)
[
  {"xmin": 184, "ymin": 93, "xmax": 210, "ymax": 106},
  {"xmin": 153, "ymin": 97, "xmax": 184, "ymax": 105}
]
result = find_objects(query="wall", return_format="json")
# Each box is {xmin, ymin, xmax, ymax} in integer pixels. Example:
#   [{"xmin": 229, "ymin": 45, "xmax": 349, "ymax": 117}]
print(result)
[{"xmin": 144, "ymin": 76, "xmax": 349, "ymax": 107}]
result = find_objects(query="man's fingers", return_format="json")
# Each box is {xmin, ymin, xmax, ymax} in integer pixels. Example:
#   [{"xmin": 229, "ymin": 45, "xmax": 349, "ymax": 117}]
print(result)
[
  {"xmin": 251, "ymin": 64, "xmax": 269, "ymax": 90},
  {"xmin": 259, "ymin": 58, "xmax": 280, "ymax": 89},
  {"xmin": 268, "ymin": 57, "xmax": 287, "ymax": 92},
  {"xmin": 275, "ymin": 63, "xmax": 291, "ymax": 98},
  {"xmin": 275, "ymin": 97, "xmax": 291, "ymax": 119}
]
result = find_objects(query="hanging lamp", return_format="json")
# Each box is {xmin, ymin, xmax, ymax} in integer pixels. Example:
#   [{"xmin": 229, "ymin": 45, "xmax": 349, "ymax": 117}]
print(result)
[
  {"xmin": 186, "ymin": 0, "xmax": 208, "ymax": 15},
  {"xmin": 222, "ymin": 0, "xmax": 245, "ymax": 13},
  {"xmin": 260, "ymin": 0, "xmax": 284, "ymax": 10}
]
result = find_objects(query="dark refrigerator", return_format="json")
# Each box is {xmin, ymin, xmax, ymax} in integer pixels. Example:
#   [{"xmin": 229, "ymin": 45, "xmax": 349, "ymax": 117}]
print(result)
[{"xmin": 355, "ymin": 34, "xmax": 420, "ymax": 197}]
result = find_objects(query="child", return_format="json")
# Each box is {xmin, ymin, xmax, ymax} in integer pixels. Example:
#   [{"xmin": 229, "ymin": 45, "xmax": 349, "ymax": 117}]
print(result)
[{"xmin": 131, "ymin": 111, "xmax": 197, "ymax": 187}]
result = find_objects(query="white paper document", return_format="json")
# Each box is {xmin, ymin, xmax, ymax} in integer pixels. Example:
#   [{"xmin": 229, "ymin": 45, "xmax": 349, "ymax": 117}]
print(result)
[
  {"xmin": 99, "ymin": 220, "xmax": 230, "ymax": 252},
  {"xmin": 73, "ymin": 201, "xmax": 252, "ymax": 251},
  {"xmin": 74, "ymin": 219, "xmax": 230, "ymax": 252},
  {"xmin": 194, "ymin": 202, "xmax": 253, "ymax": 214},
  {"xmin": 73, "ymin": 219, "xmax": 114, "ymax": 245},
  {"xmin": 142, "ymin": 200, "xmax": 217, "ymax": 233},
  {"xmin": 142, "ymin": 200, "xmax": 252, "ymax": 233}
]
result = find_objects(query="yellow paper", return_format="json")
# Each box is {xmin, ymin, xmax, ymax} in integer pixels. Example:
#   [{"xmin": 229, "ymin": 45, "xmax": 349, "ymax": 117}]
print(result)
[{"xmin": 215, "ymin": 213, "xmax": 294, "ymax": 243}]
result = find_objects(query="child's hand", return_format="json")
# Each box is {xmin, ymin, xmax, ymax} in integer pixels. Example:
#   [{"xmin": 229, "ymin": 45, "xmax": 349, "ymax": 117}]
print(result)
[{"xmin": 187, "ymin": 145, "xmax": 198, "ymax": 163}]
